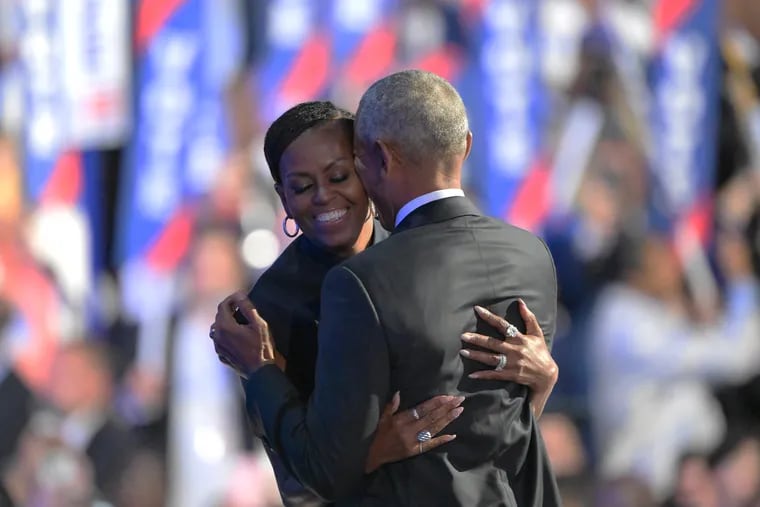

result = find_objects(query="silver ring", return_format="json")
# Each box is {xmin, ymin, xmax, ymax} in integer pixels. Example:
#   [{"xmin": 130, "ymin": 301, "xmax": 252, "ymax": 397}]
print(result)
[
  {"xmin": 505, "ymin": 323, "xmax": 518, "ymax": 339},
  {"xmin": 494, "ymin": 354, "xmax": 507, "ymax": 371},
  {"xmin": 411, "ymin": 408, "xmax": 420, "ymax": 420},
  {"xmin": 416, "ymin": 430, "xmax": 432, "ymax": 443}
]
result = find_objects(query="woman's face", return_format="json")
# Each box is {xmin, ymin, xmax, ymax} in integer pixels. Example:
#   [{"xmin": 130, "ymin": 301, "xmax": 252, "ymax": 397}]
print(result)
[{"xmin": 276, "ymin": 121, "xmax": 371, "ymax": 256}]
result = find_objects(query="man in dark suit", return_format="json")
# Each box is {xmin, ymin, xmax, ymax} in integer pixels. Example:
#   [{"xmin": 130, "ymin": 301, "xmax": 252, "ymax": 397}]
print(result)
[{"xmin": 214, "ymin": 70, "xmax": 560, "ymax": 505}]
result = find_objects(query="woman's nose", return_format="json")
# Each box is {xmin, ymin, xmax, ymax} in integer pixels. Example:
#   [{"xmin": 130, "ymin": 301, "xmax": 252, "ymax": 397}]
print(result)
[{"xmin": 312, "ymin": 184, "xmax": 332, "ymax": 205}]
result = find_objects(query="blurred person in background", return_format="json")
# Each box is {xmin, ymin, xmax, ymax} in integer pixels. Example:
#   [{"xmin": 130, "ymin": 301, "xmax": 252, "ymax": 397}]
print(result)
[
  {"xmin": 664, "ymin": 432, "xmax": 760, "ymax": 507},
  {"xmin": 0, "ymin": 298, "xmax": 34, "ymax": 507},
  {"xmin": 711, "ymin": 431, "xmax": 760, "ymax": 507},
  {"xmin": 2, "ymin": 418, "xmax": 98, "ymax": 507},
  {"xmin": 664, "ymin": 452, "xmax": 721, "ymax": 507},
  {"xmin": 167, "ymin": 222, "xmax": 277, "ymax": 507},
  {"xmin": 0, "ymin": 136, "xmax": 61, "ymax": 394},
  {"xmin": 594, "ymin": 475, "xmax": 657, "ymax": 507},
  {"xmin": 589, "ymin": 230, "xmax": 760, "ymax": 500},
  {"xmin": 0, "ymin": 299, "xmax": 33, "ymax": 473},
  {"xmin": 538, "ymin": 412, "xmax": 592, "ymax": 506},
  {"xmin": 538, "ymin": 21, "xmax": 651, "ymax": 453},
  {"xmin": 211, "ymin": 99, "xmax": 560, "ymax": 506},
  {"xmin": 2, "ymin": 340, "xmax": 135, "ymax": 506},
  {"xmin": 45, "ymin": 341, "xmax": 135, "ymax": 504},
  {"xmin": 713, "ymin": 2, "xmax": 760, "ymax": 460}
]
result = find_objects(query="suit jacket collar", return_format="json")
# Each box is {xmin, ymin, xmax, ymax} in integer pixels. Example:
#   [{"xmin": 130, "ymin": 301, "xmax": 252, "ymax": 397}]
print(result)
[{"xmin": 392, "ymin": 196, "xmax": 481, "ymax": 234}]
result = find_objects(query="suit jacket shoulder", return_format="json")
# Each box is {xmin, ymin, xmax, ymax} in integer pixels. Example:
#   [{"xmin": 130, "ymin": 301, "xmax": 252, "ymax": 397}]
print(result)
[{"xmin": 340, "ymin": 213, "xmax": 558, "ymax": 346}]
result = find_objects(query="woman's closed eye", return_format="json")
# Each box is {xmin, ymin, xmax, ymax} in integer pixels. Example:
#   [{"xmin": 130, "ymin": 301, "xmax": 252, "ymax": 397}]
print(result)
[
  {"xmin": 329, "ymin": 173, "xmax": 349, "ymax": 184},
  {"xmin": 291, "ymin": 183, "xmax": 312, "ymax": 195}
]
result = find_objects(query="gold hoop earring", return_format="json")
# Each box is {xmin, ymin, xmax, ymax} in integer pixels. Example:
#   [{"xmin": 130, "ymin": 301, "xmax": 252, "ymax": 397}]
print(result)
[{"xmin": 282, "ymin": 216, "xmax": 300, "ymax": 238}]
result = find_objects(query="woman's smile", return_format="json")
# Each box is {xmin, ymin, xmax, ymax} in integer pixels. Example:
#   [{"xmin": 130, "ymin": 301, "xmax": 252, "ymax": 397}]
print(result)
[{"xmin": 315, "ymin": 208, "xmax": 349, "ymax": 224}]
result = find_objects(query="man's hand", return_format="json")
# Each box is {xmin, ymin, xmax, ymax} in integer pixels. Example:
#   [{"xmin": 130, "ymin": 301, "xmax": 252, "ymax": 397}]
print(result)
[{"xmin": 210, "ymin": 291, "xmax": 277, "ymax": 379}]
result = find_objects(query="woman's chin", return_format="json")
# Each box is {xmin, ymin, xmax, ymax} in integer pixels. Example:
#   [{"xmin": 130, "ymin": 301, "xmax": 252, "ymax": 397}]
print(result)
[{"xmin": 315, "ymin": 229, "xmax": 363, "ymax": 256}]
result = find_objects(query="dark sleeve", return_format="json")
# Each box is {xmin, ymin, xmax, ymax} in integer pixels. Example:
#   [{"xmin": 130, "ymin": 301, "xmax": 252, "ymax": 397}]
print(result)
[
  {"xmin": 244, "ymin": 265, "xmax": 390, "ymax": 501},
  {"xmin": 262, "ymin": 446, "xmax": 328, "ymax": 507},
  {"xmin": 246, "ymin": 283, "xmax": 327, "ymax": 505}
]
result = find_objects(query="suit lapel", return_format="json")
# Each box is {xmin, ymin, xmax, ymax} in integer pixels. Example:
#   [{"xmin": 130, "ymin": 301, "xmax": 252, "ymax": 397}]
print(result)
[{"xmin": 393, "ymin": 196, "xmax": 481, "ymax": 234}]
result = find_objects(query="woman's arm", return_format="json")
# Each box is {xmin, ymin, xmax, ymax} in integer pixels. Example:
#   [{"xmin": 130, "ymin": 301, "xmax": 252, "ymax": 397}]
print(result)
[{"xmin": 459, "ymin": 300, "xmax": 558, "ymax": 419}]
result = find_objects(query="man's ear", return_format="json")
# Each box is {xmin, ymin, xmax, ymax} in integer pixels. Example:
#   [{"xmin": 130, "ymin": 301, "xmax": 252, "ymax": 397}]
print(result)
[
  {"xmin": 464, "ymin": 131, "xmax": 473, "ymax": 160},
  {"xmin": 274, "ymin": 183, "xmax": 291, "ymax": 217},
  {"xmin": 376, "ymin": 139, "xmax": 394, "ymax": 179}
]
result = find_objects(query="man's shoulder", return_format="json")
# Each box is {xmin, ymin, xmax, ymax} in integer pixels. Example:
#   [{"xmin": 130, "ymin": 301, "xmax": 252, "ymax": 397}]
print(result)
[
  {"xmin": 469, "ymin": 216, "xmax": 555, "ymax": 264},
  {"xmin": 475, "ymin": 215, "xmax": 548, "ymax": 245},
  {"xmin": 338, "ymin": 231, "xmax": 400, "ymax": 275},
  {"xmin": 338, "ymin": 216, "xmax": 552, "ymax": 274}
]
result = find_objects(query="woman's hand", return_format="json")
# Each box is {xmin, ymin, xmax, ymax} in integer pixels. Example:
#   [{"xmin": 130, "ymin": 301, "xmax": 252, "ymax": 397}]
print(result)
[
  {"xmin": 364, "ymin": 393, "xmax": 464, "ymax": 473},
  {"xmin": 459, "ymin": 299, "xmax": 558, "ymax": 419}
]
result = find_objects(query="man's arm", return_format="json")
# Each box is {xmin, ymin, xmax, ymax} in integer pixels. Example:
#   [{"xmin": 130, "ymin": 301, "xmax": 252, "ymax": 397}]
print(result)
[{"xmin": 244, "ymin": 265, "xmax": 390, "ymax": 500}]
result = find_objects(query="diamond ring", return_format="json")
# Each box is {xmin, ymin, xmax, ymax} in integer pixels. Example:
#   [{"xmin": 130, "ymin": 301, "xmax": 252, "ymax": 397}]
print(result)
[{"xmin": 494, "ymin": 354, "xmax": 507, "ymax": 371}]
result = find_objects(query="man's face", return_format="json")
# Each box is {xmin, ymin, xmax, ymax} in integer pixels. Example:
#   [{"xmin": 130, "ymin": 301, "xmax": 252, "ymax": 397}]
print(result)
[{"xmin": 353, "ymin": 133, "xmax": 394, "ymax": 230}]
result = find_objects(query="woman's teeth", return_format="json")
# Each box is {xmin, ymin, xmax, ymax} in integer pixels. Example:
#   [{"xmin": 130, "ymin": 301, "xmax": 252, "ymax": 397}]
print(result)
[{"xmin": 315, "ymin": 209, "xmax": 348, "ymax": 223}]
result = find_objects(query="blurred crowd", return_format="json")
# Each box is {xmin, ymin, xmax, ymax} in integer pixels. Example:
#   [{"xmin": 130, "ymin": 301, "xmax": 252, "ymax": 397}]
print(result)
[{"xmin": 1, "ymin": 0, "xmax": 760, "ymax": 506}]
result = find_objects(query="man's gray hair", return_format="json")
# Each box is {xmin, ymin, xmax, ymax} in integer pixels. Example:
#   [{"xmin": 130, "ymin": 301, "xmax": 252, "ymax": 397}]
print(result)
[{"xmin": 355, "ymin": 70, "xmax": 469, "ymax": 162}]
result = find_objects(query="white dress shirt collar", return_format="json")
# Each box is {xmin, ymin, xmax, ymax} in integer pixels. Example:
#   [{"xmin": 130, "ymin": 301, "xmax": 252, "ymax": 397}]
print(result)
[{"xmin": 394, "ymin": 188, "xmax": 465, "ymax": 228}]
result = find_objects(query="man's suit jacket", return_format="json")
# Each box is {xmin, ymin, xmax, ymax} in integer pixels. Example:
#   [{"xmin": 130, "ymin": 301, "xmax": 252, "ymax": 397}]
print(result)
[{"xmin": 247, "ymin": 196, "xmax": 560, "ymax": 506}]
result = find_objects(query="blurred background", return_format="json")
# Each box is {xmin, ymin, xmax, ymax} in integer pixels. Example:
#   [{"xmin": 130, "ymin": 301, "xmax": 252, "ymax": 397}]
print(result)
[{"xmin": 0, "ymin": 0, "xmax": 759, "ymax": 505}]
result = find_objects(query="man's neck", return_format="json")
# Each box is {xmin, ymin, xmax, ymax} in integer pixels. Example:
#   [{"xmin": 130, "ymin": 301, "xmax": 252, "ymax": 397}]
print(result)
[
  {"xmin": 388, "ymin": 164, "xmax": 462, "ymax": 226},
  {"xmin": 393, "ymin": 173, "xmax": 462, "ymax": 210},
  {"xmin": 394, "ymin": 187, "xmax": 464, "ymax": 227}
]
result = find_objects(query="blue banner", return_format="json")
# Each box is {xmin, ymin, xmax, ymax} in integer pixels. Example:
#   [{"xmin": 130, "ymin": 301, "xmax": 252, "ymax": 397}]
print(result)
[
  {"xmin": 649, "ymin": 0, "xmax": 720, "ymax": 235},
  {"xmin": 17, "ymin": 0, "xmax": 66, "ymax": 202},
  {"xmin": 328, "ymin": 0, "xmax": 396, "ymax": 88},
  {"xmin": 477, "ymin": 0, "xmax": 547, "ymax": 220},
  {"xmin": 255, "ymin": 0, "xmax": 330, "ymax": 123},
  {"xmin": 119, "ymin": 0, "xmax": 236, "ymax": 268}
]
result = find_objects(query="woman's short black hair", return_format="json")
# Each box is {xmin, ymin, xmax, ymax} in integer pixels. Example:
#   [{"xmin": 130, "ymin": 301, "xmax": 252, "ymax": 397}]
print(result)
[{"xmin": 263, "ymin": 101, "xmax": 354, "ymax": 184}]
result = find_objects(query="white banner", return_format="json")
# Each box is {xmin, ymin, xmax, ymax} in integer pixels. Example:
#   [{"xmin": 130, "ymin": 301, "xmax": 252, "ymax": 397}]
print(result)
[{"xmin": 60, "ymin": 0, "xmax": 130, "ymax": 147}]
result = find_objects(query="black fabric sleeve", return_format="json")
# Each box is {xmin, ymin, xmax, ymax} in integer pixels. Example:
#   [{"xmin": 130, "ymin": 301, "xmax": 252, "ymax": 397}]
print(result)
[{"xmin": 244, "ymin": 265, "xmax": 390, "ymax": 501}]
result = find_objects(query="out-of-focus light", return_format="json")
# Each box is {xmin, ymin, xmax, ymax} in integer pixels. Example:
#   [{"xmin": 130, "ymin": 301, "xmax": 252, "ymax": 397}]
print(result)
[
  {"xmin": 27, "ymin": 205, "xmax": 90, "ymax": 304},
  {"xmin": 241, "ymin": 229, "xmax": 280, "ymax": 270},
  {"xmin": 192, "ymin": 426, "xmax": 226, "ymax": 463}
]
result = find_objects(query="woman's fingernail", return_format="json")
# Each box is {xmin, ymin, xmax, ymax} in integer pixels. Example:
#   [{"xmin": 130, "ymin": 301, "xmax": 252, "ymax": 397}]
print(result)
[
  {"xmin": 474, "ymin": 305, "xmax": 486, "ymax": 314},
  {"xmin": 518, "ymin": 298, "xmax": 526, "ymax": 307},
  {"xmin": 455, "ymin": 396, "xmax": 465, "ymax": 404},
  {"xmin": 461, "ymin": 333, "xmax": 472, "ymax": 342},
  {"xmin": 452, "ymin": 407, "xmax": 464, "ymax": 417},
  {"xmin": 459, "ymin": 349, "xmax": 471, "ymax": 358},
  {"xmin": 468, "ymin": 372, "xmax": 481, "ymax": 379}
]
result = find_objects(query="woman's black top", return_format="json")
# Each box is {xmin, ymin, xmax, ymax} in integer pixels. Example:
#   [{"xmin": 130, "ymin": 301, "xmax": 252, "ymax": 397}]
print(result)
[{"xmin": 247, "ymin": 221, "xmax": 387, "ymax": 506}]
